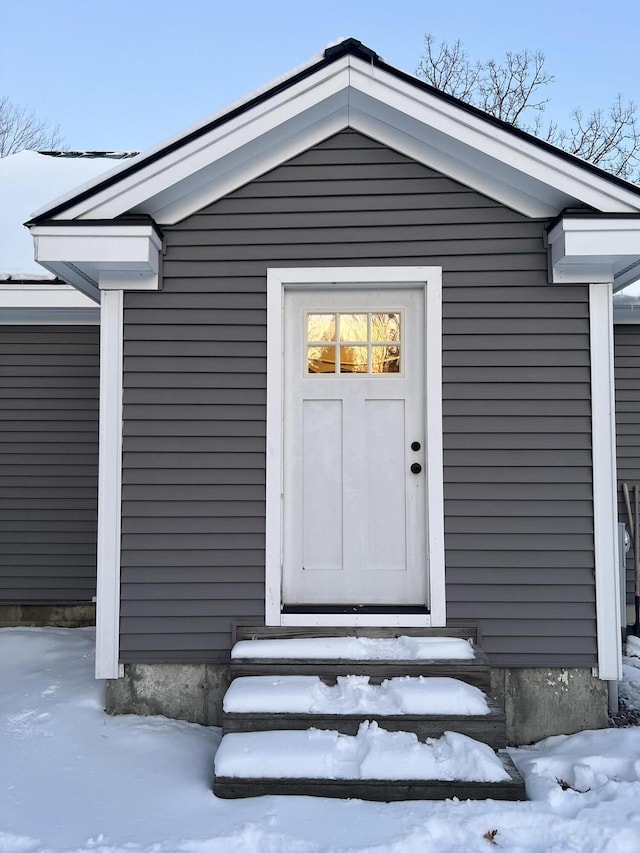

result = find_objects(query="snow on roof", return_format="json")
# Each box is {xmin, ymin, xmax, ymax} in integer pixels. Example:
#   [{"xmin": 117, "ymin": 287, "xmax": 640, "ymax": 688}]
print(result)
[{"xmin": 0, "ymin": 150, "xmax": 137, "ymax": 278}]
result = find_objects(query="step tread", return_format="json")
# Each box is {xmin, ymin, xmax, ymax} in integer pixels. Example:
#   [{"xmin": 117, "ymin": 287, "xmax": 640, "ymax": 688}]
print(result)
[
  {"xmin": 231, "ymin": 636, "xmax": 478, "ymax": 663},
  {"xmin": 223, "ymin": 674, "xmax": 492, "ymax": 716},
  {"xmin": 214, "ymin": 753, "xmax": 525, "ymax": 801}
]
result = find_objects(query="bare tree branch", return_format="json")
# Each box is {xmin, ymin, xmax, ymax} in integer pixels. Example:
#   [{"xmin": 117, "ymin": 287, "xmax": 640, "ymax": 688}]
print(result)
[
  {"xmin": 0, "ymin": 96, "xmax": 63, "ymax": 157},
  {"xmin": 416, "ymin": 34, "xmax": 640, "ymax": 183},
  {"xmin": 416, "ymin": 34, "xmax": 480, "ymax": 103}
]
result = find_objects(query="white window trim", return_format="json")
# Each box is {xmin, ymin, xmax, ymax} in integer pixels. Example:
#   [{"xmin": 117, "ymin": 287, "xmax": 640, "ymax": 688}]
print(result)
[
  {"xmin": 95, "ymin": 288, "xmax": 124, "ymax": 679},
  {"xmin": 589, "ymin": 282, "xmax": 622, "ymax": 680},
  {"xmin": 266, "ymin": 266, "xmax": 445, "ymax": 628}
]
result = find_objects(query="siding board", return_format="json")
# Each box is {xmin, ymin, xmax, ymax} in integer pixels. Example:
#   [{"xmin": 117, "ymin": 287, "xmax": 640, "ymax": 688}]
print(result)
[
  {"xmin": 0, "ymin": 326, "xmax": 98, "ymax": 604},
  {"xmin": 120, "ymin": 130, "xmax": 593, "ymax": 667}
]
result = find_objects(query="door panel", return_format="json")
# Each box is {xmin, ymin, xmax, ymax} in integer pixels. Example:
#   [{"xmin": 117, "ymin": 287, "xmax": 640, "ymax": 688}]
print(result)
[
  {"xmin": 364, "ymin": 399, "xmax": 406, "ymax": 571},
  {"xmin": 302, "ymin": 398, "xmax": 343, "ymax": 571},
  {"xmin": 283, "ymin": 286, "xmax": 427, "ymax": 607}
]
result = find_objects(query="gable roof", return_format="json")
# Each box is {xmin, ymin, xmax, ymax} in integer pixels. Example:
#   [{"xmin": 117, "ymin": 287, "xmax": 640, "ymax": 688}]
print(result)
[{"xmin": 27, "ymin": 39, "xmax": 640, "ymax": 229}]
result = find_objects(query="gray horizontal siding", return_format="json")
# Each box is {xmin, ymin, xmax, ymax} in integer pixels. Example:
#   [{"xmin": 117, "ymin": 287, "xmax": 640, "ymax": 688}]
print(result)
[
  {"xmin": 0, "ymin": 325, "xmax": 99, "ymax": 603},
  {"xmin": 615, "ymin": 324, "xmax": 640, "ymax": 612},
  {"xmin": 120, "ymin": 129, "xmax": 594, "ymax": 667}
]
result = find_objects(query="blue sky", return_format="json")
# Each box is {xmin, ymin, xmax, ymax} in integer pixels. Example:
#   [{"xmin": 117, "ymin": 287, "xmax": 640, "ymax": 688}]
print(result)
[{"xmin": 2, "ymin": 0, "xmax": 639, "ymax": 153}]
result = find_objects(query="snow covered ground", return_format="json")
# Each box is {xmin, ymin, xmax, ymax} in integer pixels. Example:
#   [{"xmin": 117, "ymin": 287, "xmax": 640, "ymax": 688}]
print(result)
[{"xmin": 2, "ymin": 627, "xmax": 640, "ymax": 853}]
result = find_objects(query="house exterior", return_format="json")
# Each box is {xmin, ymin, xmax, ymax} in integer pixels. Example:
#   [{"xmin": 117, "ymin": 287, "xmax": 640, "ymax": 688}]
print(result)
[
  {"xmin": 0, "ymin": 151, "xmax": 132, "ymax": 625},
  {"xmin": 23, "ymin": 39, "xmax": 640, "ymax": 740}
]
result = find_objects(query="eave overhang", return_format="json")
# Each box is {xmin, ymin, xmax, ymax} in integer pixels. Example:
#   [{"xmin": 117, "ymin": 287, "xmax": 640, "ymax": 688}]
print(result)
[
  {"xmin": 25, "ymin": 41, "xmax": 640, "ymax": 230},
  {"xmin": 29, "ymin": 221, "xmax": 163, "ymax": 301},
  {"xmin": 548, "ymin": 215, "xmax": 640, "ymax": 290}
]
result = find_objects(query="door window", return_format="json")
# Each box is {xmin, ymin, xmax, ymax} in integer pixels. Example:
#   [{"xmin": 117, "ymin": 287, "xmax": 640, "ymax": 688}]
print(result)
[{"xmin": 306, "ymin": 311, "xmax": 401, "ymax": 375}]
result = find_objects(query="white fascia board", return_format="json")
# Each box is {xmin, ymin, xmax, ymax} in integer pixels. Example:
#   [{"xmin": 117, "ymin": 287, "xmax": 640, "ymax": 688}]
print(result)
[
  {"xmin": 589, "ymin": 283, "xmax": 622, "ymax": 681},
  {"xmin": 50, "ymin": 62, "xmax": 352, "ymax": 224},
  {"xmin": 0, "ymin": 283, "xmax": 97, "ymax": 309},
  {"xmin": 36, "ymin": 55, "xmax": 640, "ymax": 229},
  {"xmin": 28, "ymin": 48, "xmax": 329, "ymax": 223},
  {"xmin": 349, "ymin": 62, "xmax": 640, "ymax": 215},
  {"xmin": 0, "ymin": 281, "xmax": 100, "ymax": 322},
  {"xmin": 33, "ymin": 225, "xmax": 162, "ymax": 268},
  {"xmin": 549, "ymin": 217, "xmax": 640, "ymax": 284},
  {"xmin": 30, "ymin": 224, "xmax": 162, "ymax": 294}
]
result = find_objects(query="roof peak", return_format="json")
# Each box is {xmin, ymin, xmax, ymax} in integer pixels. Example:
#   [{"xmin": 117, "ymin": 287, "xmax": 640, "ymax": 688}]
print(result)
[{"xmin": 323, "ymin": 38, "xmax": 379, "ymax": 63}]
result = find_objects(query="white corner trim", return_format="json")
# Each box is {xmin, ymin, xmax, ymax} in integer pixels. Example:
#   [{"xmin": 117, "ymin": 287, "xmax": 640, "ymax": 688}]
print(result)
[
  {"xmin": 590, "ymin": 283, "xmax": 622, "ymax": 680},
  {"xmin": 265, "ymin": 266, "xmax": 445, "ymax": 627},
  {"xmin": 425, "ymin": 269, "xmax": 445, "ymax": 626},
  {"xmin": 95, "ymin": 288, "xmax": 124, "ymax": 679},
  {"xmin": 265, "ymin": 268, "xmax": 285, "ymax": 627}
]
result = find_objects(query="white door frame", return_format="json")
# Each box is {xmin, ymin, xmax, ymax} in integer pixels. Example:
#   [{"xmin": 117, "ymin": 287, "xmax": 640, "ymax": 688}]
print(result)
[{"xmin": 265, "ymin": 266, "xmax": 445, "ymax": 627}]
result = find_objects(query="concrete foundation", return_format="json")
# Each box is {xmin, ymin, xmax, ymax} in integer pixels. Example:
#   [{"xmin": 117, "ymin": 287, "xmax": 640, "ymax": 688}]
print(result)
[
  {"xmin": 105, "ymin": 663, "xmax": 230, "ymax": 726},
  {"xmin": 491, "ymin": 667, "xmax": 609, "ymax": 745},
  {"xmin": 106, "ymin": 662, "xmax": 609, "ymax": 742},
  {"xmin": 0, "ymin": 603, "xmax": 95, "ymax": 628}
]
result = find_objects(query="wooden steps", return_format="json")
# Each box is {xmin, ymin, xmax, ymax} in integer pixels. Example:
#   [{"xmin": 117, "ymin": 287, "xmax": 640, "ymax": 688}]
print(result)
[
  {"xmin": 229, "ymin": 649, "xmax": 492, "ymax": 691},
  {"xmin": 215, "ymin": 752, "xmax": 524, "ymax": 802},
  {"xmin": 214, "ymin": 626, "xmax": 526, "ymax": 802},
  {"xmin": 222, "ymin": 699, "xmax": 506, "ymax": 748}
]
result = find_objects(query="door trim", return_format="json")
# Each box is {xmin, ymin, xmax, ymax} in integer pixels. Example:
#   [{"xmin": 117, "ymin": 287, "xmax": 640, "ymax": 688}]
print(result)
[{"xmin": 266, "ymin": 266, "xmax": 445, "ymax": 627}]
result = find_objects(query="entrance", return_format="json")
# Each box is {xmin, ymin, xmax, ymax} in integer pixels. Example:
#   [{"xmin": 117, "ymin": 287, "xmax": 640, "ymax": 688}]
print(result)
[{"xmin": 282, "ymin": 286, "xmax": 427, "ymax": 608}]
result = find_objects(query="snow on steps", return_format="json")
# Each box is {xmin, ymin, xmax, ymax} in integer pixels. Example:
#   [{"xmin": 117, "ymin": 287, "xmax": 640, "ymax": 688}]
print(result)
[
  {"xmin": 214, "ymin": 723, "xmax": 525, "ymax": 802},
  {"xmin": 216, "ymin": 627, "xmax": 526, "ymax": 801},
  {"xmin": 230, "ymin": 632, "xmax": 492, "ymax": 691},
  {"xmin": 224, "ymin": 675, "xmax": 491, "ymax": 716},
  {"xmin": 231, "ymin": 635, "xmax": 476, "ymax": 661},
  {"xmin": 222, "ymin": 674, "xmax": 507, "ymax": 748}
]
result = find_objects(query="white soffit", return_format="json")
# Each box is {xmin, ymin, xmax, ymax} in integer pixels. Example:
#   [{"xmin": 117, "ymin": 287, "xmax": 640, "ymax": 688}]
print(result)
[
  {"xmin": 29, "ymin": 224, "xmax": 163, "ymax": 301},
  {"xmin": 40, "ymin": 53, "xmax": 640, "ymax": 227},
  {"xmin": 549, "ymin": 217, "xmax": 640, "ymax": 288}
]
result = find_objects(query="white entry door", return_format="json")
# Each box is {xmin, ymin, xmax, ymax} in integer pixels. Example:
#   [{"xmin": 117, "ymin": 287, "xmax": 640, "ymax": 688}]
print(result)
[{"xmin": 282, "ymin": 286, "xmax": 427, "ymax": 607}]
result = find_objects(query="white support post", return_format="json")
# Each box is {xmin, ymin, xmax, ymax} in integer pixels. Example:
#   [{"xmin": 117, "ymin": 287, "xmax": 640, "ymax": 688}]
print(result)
[
  {"xmin": 95, "ymin": 288, "xmax": 124, "ymax": 679},
  {"xmin": 590, "ymin": 282, "xmax": 622, "ymax": 680}
]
